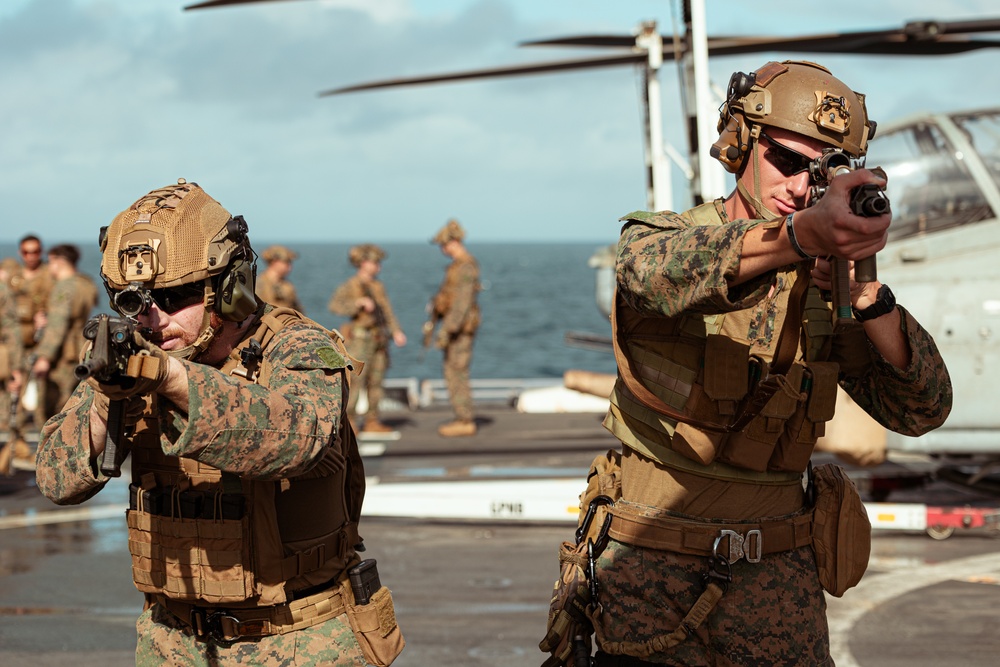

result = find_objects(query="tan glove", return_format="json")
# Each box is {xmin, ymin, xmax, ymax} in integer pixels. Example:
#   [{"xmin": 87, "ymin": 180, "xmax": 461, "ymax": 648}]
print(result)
[
  {"xmin": 90, "ymin": 391, "xmax": 147, "ymax": 426},
  {"xmin": 86, "ymin": 331, "xmax": 171, "ymax": 401}
]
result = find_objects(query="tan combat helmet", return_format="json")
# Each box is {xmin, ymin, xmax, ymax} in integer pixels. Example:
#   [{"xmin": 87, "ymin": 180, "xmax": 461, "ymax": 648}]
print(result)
[
  {"xmin": 348, "ymin": 243, "xmax": 387, "ymax": 267},
  {"xmin": 99, "ymin": 178, "xmax": 259, "ymax": 360},
  {"xmin": 431, "ymin": 218, "xmax": 465, "ymax": 245},
  {"xmin": 711, "ymin": 60, "xmax": 876, "ymax": 174},
  {"xmin": 261, "ymin": 245, "xmax": 298, "ymax": 264}
]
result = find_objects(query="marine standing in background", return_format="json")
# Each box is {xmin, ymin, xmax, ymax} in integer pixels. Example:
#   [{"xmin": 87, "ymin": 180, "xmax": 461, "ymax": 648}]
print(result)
[
  {"xmin": 31, "ymin": 244, "xmax": 98, "ymax": 424},
  {"xmin": 35, "ymin": 179, "xmax": 404, "ymax": 666},
  {"xmin": 7, "ymin": 235, "xmax": 53, "ymax": 434},
  {"xmin": 0, "ymin": 275, "xmax": 24, "ymax": 471},
  {"xmin": 328, "ymin": 244, "xmax": 407, "ymax": 434},
  {"xmin": 548, "ymin": 61, "xmax": 952, "ymax": 666},
  {"xmin": 428, "ymin": 219, "xmax": 481, "ymax": 438},
  {"xmin": 256, "ymin": 244, "xmax": 304, "ymax": 312}
]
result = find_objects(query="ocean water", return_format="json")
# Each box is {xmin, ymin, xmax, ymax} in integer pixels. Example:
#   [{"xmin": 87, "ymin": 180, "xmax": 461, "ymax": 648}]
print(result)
[{"xmin": 0, "ymin": 241, "xmax": 618, "ymax": 380}]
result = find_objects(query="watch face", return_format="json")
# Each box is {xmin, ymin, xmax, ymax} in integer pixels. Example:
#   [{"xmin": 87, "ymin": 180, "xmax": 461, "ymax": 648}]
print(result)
[{"xmin": 854, "ymin": 285, "xmax": 895, "ymax": 322}]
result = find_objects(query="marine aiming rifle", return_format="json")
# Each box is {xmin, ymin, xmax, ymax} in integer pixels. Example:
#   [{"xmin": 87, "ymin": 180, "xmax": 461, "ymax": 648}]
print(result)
[
  {"xmin": 807, "ymin": 150, "xmax": 890, "ymax": 323},
  {"xmin": 75, "ymin": 314, "xmax": 142, "ymax": 477}
]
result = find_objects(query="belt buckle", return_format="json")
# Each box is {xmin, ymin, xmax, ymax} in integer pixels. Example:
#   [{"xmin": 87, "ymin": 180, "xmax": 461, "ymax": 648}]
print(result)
[
  {"xmin": 714, "ymin": 529, "xmax": 762, "ymax": 564},
  {"xmin": 190, "ymin": 608, "xmax": 242, "ymax": 646}
]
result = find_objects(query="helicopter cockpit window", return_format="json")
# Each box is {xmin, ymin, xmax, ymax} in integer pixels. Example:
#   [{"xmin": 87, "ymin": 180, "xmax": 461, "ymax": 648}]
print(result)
[
  {"xmin": 954, "ymin": 110, "xmax": 1000, "ymax": 190},
  {"xmin": 873, "ymin": 120, "xmax": 992, "ymax": 243}
]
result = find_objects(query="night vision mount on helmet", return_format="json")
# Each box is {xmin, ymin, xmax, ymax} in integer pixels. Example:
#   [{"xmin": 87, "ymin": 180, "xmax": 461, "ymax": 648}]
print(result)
[
  {"xmin": 711, "ymin": 60, "xmax": 877, "ymax": 174},
  {"xmin": 99, "ymin": 178, "xmax": 259, "ymax": 360}
]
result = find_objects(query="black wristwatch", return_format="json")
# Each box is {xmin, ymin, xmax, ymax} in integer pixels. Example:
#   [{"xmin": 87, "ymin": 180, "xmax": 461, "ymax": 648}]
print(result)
[{"xmin": 852, "ymin": 284, "xmax": 896, "ymax": 322}]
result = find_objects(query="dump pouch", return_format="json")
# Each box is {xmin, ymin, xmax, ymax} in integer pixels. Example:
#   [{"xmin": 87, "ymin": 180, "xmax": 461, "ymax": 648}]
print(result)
[
  {"xmin": 343, "ymin": 578, "xmax": 405, "ymax": 667},
  {"xmin": 810, "ymin": 463, "xmax": 871, "ymax": 597}
]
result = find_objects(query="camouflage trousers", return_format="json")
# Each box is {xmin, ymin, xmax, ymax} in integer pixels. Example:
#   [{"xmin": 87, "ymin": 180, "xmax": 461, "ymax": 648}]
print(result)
[
  {"xmin": 592, "ymin": 539, "xmax": 833, "ymax": 666},
  {"xmin": 135, "ymin": 603, "xmax": 371, "ymax": 666},
  {"xmin": 442, "ymin": 332, "xmax": 475, "ymax": 422},
  {"xmin": 345, "ymin": 329, "xmax": 389, "ymax": 422}
]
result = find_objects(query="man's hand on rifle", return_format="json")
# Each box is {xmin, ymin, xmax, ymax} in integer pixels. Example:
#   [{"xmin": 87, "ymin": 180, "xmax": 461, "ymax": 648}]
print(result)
[
  {"xmin": 86, "ymin": 330, "xmax": 171, "ymax": 401},
  {"xmin": 89, "ymin": 391, "xmax": 146, "ymax": 426},
  {"xmin": 810, "ymin": 259, "xmax": 881, "ymax": 308},
  {"xmin": 794, "ymin": 168, "xmax": 890, "ymax": 260}
]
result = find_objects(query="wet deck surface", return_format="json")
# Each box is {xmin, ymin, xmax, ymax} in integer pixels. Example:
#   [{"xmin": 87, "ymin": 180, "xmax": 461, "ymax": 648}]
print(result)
[{"xmin": 2, "ymin": 405, "xmax": 999, "ymax": 666}]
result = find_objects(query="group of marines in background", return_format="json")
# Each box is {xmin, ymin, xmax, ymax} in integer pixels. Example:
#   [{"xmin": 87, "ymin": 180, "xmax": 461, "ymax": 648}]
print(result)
[
  {"xmin": 0, "ymin": 235, "xmax": 99, "ymax": 473},
  {"xmin": 0, "ymin": 217, "xmax": 482, "ymax": 473},
  {"xmin": 263, "ymin": 218, "xmax": 482, "ymax": 438}
]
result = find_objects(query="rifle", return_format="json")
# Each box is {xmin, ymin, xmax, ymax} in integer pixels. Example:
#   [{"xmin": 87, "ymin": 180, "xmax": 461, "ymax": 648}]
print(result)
[
  {"xmin": 420, "ymin": 301, "xmax": 440, "ymax": 361},
  {"xmin": 75, "ymin": 314, "xmax": 142, "ymax": 477},
  {"xmin": 808, "ymin": 151, "xmax": 890, "ymax": 323}
]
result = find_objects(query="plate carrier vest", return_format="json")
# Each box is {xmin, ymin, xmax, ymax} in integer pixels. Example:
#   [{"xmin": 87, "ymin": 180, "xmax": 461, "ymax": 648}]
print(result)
[{"xmin": 125, "ymin": 306, "xmax": 366, "ymax": 607}]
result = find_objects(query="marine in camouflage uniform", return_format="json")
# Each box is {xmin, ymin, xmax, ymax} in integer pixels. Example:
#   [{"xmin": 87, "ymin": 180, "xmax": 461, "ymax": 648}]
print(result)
[
  {"xmin": 36, "ymin": 180, "xmax": 403, "ymax": 667},
  {"xmin": 580, "ymin": 62, "xmax": 952, "ymax": 667},
  {"xmin": 6, "ymin": 236, "xmax": 53, "ymax": 433},
  {"xmin": 32, "ymin": 244, "xmax": 98, "ymax": 423},
  {"xmin": 328, "ymin": 244, "xmax": 406, "ymax": 433},
  {"xmin": 256, "ymin": 245, "xmax": 304, "ymax": 312},
  {"xmin": 429, "ymin": 219, "xmax": 481, "ymax": 437},
  {"xmin": 0, "ymin": 277, "xmax": 24, "ymax": 437}
]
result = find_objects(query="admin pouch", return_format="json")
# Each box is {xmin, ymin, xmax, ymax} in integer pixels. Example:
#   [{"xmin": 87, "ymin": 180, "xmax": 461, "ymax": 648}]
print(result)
[
  {"xmin": 342, "ymin": 578, "xmax": 405, "ymax": 667},
  {"xmin": 539, "ymin": 450, "xmax": 622, "ymax": 667},
  {"xmin": 810, "ymin": 463, "xmax": 871, "ymax": 597}
]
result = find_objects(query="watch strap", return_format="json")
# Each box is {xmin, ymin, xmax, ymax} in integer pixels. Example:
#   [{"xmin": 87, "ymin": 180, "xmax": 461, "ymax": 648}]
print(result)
[{"xmin": 852, "ymin": 284, "xmax": 895, "ymax": 322}]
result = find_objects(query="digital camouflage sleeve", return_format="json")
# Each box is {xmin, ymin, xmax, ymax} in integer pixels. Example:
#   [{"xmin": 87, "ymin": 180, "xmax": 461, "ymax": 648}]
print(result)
[
  {"xmin": 36, "ymin": 320, "xmax": 347, "ymax": 505},
  {"xmin": 616, "ymin": 210, "xmax": 952, "ymax": 439},
  {"xmin": 616, "ymin": 210, "xmax": 774, "ymax": 318}
]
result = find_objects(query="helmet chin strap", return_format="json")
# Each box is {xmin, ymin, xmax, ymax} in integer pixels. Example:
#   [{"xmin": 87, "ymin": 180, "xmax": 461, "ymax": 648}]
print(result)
[
  {"xmin": 166, "ymin": 283, "xmax": 222, "ymax": 361},
  {"xmin": 736, "ymin": 141, "xmax": 780, "ymax": 220}
]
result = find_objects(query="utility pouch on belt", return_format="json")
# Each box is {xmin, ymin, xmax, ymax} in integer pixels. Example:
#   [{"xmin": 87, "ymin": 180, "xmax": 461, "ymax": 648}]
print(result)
[
  {"xmin": 810, "ymin": 463, "xmax": 871, "ymax": 597},
  {"xmin": 539, "ymin": 450, "xmax": 622, "ymax": 667},
  {"xmin": 342, "ymin": 560, "xmax": 405, "ymax": 667}
]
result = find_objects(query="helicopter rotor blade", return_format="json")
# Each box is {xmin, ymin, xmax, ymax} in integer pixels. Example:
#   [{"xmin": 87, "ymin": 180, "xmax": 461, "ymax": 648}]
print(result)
[
  {"xmin": 320, "ymin": 53, "xmax": 644, "ymax": 96},
  {"xmin": 524, "ymin": 18, "xmax": 1000, "ymax": 55},
  {"xmin": 325, "ymin": 17, "xmax": 1000, "ymax": 96},
  {"xmin": 184, "ymin": 0, "xmax": 305, "ymax": 9}
]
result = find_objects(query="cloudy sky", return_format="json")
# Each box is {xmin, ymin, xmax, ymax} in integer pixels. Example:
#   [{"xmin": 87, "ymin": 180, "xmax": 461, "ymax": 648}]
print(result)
[{"xmin": 1, "ymin": 0, "xmax": 997, "ymax": 245}]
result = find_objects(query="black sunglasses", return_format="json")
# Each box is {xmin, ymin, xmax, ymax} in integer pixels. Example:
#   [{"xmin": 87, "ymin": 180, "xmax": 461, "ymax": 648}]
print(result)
[
  {"xmin": 113, "ymin": 282, "xmax": 205, "ymax": 317},
  {"xmin": 760, "ymin": 131, "xmax": 813, "ymax": 178},
  {"xmin": 151, "ymin": 284, "xmax": 205, "ymax": 313}
]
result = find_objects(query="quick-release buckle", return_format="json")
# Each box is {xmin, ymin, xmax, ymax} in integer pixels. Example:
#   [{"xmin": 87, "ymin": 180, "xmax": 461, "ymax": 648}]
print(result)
[
  {"xmin": 714, "ymin": 529, "xmax": 763, "ymax": 564},
  {"xmin": 190, "ymin": 608, "xmax": 268, "ymax": 646}
]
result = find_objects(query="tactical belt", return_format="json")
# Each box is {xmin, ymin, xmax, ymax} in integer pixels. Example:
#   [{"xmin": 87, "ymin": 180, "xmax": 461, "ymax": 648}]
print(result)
[
  {"xmin": 152, "ymin": 578, "xmax": 347, "ymax": 644},
  {"xmin": 608, "ymin": 505, "xmax": 812, "ymax": 563}
]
